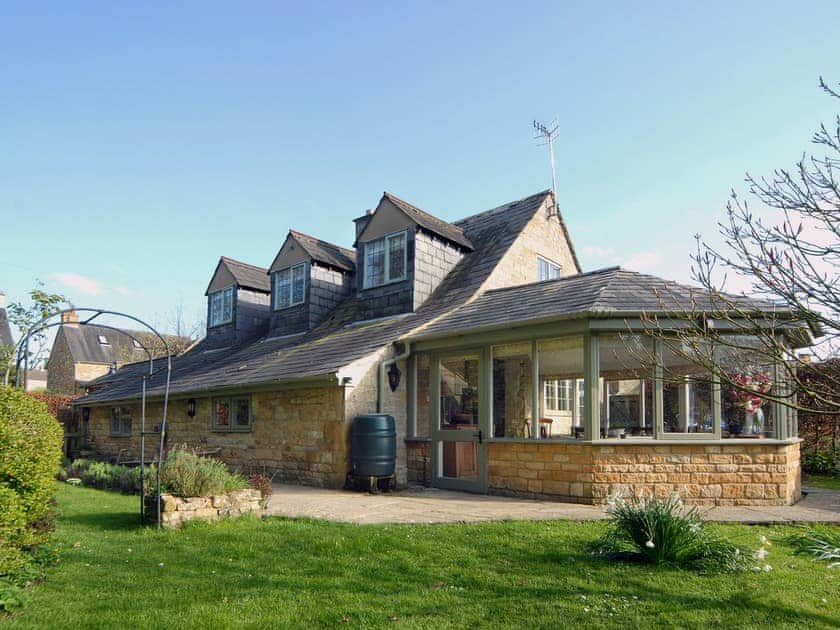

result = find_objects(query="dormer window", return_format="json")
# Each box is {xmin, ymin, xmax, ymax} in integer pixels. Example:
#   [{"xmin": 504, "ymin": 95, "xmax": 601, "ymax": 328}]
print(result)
[
  {"xmin": 364, "ymin": 231, "xmax": 407, "ymax": 288},
  {"xmin": 272, "ymin": 263, "xmax": 307, "ymax": 310},
  {"xmin": 97, "ymin": 334, "xmax": 109, "ymax": 345},
  {"xmin": 209, "ymin": 286, "xmax": 234, "ymax": 327},
  {"xmin": 537, "ymin": 256, "xmax": 562, "ymax": 281}
]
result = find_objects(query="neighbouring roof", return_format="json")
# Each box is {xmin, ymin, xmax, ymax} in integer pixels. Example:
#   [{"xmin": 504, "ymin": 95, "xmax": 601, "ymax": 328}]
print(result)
[
  {"xmin": 289, "ymin": 230, "xmax": 356, "ymax": 272},
  {"xmin": 77, "ymin": 190, "xmax": 552, "ymax": 404},
  {"xmin": 382, "ymin": 192, "xmax": 475, "ymax": 250},
  {"xmin": 0, "ymin": 305, "xmax": 12, "ymax": 347},
  {"xmin": 407, "ymin": 267, "xmax": 787, "ymax": 340},
  {"xmin": 54, "ymin": 324, "xmax": 191, "ymax": 366},
  {"xmin": 206, "ymin": 257, "xmax": 271, "ymax": 295}
]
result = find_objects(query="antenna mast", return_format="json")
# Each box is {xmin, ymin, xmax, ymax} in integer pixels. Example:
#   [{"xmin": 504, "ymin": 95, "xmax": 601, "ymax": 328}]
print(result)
[{"xmin": 533, "ymin": 119, "xmax": 559, "ymax": 212}]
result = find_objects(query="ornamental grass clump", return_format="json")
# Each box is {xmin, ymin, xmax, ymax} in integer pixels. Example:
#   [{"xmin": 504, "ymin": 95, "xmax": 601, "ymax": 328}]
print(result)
[
  {"xmin": 592, "ymin": 493, "xmax": 747, "ymax": 572},
  {"xmin": 159, "ymin": 450, "xmax": 246, "ymax": 498}
]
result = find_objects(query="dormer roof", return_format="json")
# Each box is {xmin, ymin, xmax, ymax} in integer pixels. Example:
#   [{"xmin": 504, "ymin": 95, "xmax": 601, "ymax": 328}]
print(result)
[
  {"xmin": 356, "ymin": 192, "xmax": 475, "ymax": 250},
  {"xmin": 205, "ymin": 256, "xmax": 270, "ymax": 295},
  {"xmin": 269, "ymin": 231, "xmax": 356, "ymax": 273}
]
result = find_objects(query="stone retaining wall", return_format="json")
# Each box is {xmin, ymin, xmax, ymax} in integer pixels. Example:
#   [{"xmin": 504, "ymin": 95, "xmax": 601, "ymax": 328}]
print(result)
[
  {"xmin": 406, "ymin": 440, "xmax": 431, "ymax": 486},
  {"xmin": 487, "ymin": 440, "xmax": 802, "ymax": 506},
  {"xmin": 145, "ymin": 488, "xmax": 263, "ymax": 528}
]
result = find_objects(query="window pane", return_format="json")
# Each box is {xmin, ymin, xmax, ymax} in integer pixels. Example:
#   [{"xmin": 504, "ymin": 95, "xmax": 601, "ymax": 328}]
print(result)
[
  {"xmin": 365, "ymin": 238, "xmax": 385, "ymax": 287},
  {"xmin": 292, "ymin": 264, "xmax": 306, "ymax": 304},
  {"xmin": 214, "ymin": 400, "xmax": 230, "ymax": 427},
  {"xmin": 416, "ymin": 354, "xmax": 431, "ymax": 438},
  {"xmin": 716, "ymin": 338, "xmax": 777, "ymax": 438},
  {"xmin": 210, "ymin": 292, "xmax": 222, "ymax": 326},
  {"xmin": 233, "ymin": 399, "xmax": 250, "ymax": 427},
  {"xmin": 440, "ymin": 353, "xmax": 479, "ymax": 430},
  {"xmin": 493, "ymin": 343, "xmax": 532, "ymax": 438},
  {"xmin": 539, "ymin": 336, "xmax": 584, "ymax": 437},
  {"xmin": 222, "ymin": 287, "xmax": 233, "ymax": 321},
  {"xmin": 275, "ymin": 269, "xmax": 291, "ymax": 309},
  {"xmin": 599, "ymin": 334, "xmax": 653, "ymax": 437},
  {"xmin": 537, "ymin": 257, "xmax": 561, "ymax": 281},
  {"xmin": 388, "ymin": 233, "xmax": 406, "ymax": 280}
]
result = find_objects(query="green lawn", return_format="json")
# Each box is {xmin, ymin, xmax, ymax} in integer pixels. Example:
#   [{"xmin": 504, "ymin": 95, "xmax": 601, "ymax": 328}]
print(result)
[
  {"xmin": 5, "ymin": 484, "xmax": 840, "ymax": 628},
  {"xmin": 804, "ymin": 474, "xmax": 840, "ymax": 491}
]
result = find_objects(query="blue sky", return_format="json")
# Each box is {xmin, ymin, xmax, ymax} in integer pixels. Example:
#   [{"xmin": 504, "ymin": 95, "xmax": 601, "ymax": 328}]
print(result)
[{"xmin": 1, "ymin": 1, "xmax": 838, "ymax": 339}]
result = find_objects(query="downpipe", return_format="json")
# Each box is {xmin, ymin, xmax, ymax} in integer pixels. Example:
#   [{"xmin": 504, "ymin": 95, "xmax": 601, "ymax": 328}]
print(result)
[{"xmin": 377, "ymin": 342, "xmax": 411, "ymax": 413}]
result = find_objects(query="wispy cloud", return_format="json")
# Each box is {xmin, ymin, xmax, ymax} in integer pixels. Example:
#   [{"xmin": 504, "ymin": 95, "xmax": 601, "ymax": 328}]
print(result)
[
  {"xmin": 114, "ymin": 286, "xmax": 132, "ymax": 296},
  {"xmin": 581, "ymin": 245, "xmax": 616, "ymax": 259},
  {"xmin": 50, "ymin": 272, "xmax": 103, "ymax": 296},
  {"xmin": 622, "ymin": 251, "xmax": 663, "ymax": 272}
]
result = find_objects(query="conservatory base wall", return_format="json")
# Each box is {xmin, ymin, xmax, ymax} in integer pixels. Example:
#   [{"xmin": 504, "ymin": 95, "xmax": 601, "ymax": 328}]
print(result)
[{"xmin": 486, "ymin": 440, "xmax": 801, "ymax": 506}]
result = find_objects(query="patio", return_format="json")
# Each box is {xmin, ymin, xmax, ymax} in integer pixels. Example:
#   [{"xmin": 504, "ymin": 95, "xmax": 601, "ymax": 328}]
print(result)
[{"xmin": 265, "ymin": 483, "xmax": 840, "ymax": 525}]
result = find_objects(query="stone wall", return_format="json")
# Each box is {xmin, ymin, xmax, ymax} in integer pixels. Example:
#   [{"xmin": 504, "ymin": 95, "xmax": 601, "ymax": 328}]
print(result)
[
  {"xmin": 343, "ymin": 353, "xmax": 409, "ymax": 484},
  {"xmin": 84, "ymin": 384, "xmax": 350, "ymax": 487},
  {"xmin": 486, "ymin": 440, "xmax": 802, "ymax": 506},
  {"xmin": 483, "ymin": 199, "xmax": 579, "ymax": 290},
  {"xmin": 406, "ymin": 439, "xmax": 431, "ymax": 486},
  {"xmin": 144, "ymin": 489, "xmax": 262, "ymax": 529}
]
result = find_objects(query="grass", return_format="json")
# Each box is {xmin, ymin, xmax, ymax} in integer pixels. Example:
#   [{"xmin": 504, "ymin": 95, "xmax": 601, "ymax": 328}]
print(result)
[
  {"xmin": 4, "ymin": 484, "xmax": 840, "ymax": 628},
  {"xmin": 805, "ymin": 474, "xmax": 840, "ymax": 491}
]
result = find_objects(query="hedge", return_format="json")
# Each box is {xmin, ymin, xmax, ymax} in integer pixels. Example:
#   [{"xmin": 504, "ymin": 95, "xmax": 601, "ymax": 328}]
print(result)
[{"xmin": 0, "ymin": 386, "xmax": 63, "ymax": 578}]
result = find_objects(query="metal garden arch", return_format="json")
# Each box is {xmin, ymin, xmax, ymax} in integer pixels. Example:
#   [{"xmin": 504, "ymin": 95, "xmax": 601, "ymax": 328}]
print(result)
[{"xmin": 15, "ymin": 308, "xmax": 172, "ymax": 528}]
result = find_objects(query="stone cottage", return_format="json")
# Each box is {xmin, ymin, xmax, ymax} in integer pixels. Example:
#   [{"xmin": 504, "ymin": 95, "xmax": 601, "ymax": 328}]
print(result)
[
  {"xmin": 75, "ymin": 189, "xmax": 809, "ymax": 506},
  {"xmin": 47, "ymin": 311, "xmax": 191, "ymax": 395}
]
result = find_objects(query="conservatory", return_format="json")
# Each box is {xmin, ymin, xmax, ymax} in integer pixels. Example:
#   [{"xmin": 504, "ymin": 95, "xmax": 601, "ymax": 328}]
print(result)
[{"xmin": 403, "ymin": 312, "xmax": 804, "ymax": 507}]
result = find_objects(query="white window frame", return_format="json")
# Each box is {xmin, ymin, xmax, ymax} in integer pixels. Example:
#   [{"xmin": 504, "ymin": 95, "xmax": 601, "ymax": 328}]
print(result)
[
  {"xmin": 537, "ymin": 256, "xmax": 562, "ymax": 281},
  {"xmin": 544, "ymin": 378, "xmax": 573, "ymax": 412},
  {"xmin": 212, "ymin": 396, "xmax": 253, "ymax": 432},
  {"xmin": 363, "ymin": 230, "xmax": 408, "ymax": 289},
  {"xmin": 97, "ymin": 334, "xmax": 110, "ymax": 345},
  {"xmin": 272, "ymin": 262, "xmax": 307, "ymax": 310},
  {"xmin": 209, "ymin": 286, "xmax": 234, "ymax": 327}
]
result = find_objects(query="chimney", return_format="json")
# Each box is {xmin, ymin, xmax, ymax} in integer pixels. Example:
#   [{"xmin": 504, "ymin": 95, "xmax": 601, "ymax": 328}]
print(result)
[
  {"xmin": 61, "ymin": 310, "xmax": 79, "ymax": 325},
  {"xmin": 353, "ymin": 209, "xmax": 375, "ymax": 241}
]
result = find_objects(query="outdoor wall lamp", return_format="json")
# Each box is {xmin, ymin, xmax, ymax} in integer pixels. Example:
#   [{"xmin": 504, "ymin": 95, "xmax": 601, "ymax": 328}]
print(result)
[
  {"xmin": 387, "ymin": 362, "xmax": 402, "ymax": 392},
  {"xmin": 186, "ymin": 398, "xmax": 197, "ymax": 418}
]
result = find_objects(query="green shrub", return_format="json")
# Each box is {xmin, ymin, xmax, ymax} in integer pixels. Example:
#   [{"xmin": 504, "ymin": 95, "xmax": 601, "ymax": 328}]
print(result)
[
  {"xmin": 0, "ymin": 387, "xmax": 63, "ymax": 561},
  {"xmin": 0, "ymin": 386, "xmax": 63, "ymax": 609},
  {"xmin": 802, "ymin": 449, "xmax": 838, "ymax": 475},
  {"xmin": 159, "ymin": 450, "xmax": 246, "ymax": 497},
  {"xmin": 592, "ymin": 493, "xmax": 747, "ymax": 572}
]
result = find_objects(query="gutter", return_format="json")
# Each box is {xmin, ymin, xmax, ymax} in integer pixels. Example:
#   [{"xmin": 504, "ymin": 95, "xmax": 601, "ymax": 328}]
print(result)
[{"xmin": 377, "ymin": 342, "xmax": 411, "ymax": 413}]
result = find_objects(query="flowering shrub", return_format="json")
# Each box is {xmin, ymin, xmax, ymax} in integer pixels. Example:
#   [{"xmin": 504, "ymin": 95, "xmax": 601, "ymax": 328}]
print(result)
[{"xmin": 592, "ymin": 493, "xmax": 747, "ymax": 571}]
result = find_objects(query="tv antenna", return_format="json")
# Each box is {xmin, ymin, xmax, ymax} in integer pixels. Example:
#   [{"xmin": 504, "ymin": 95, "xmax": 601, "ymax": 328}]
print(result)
[{"xmin": 533, "ymin": 119, "xmax": 559, "ymax": 213}]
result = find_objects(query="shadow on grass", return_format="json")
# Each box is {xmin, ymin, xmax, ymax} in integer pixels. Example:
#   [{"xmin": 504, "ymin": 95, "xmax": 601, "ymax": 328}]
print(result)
[{"xmin": 60, "ymin": 510, "xmax": 145, "ymax": 532}]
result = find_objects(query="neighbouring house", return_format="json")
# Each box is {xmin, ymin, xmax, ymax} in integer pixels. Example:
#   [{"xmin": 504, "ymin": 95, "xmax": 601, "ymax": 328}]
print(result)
[
  {"xmin": 74, "ymin": 189, "xmax": 809, "ymax": 506},
  {"xmin": 47, "ymin": 310, "xmax": 192, "ymax": 395},
  {"xmin": 24, "ymin": 368, "xmax": 48, "ymax": 392}
]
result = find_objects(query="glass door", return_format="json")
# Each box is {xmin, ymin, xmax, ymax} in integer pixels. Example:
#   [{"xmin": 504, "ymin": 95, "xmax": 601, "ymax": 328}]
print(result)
[{"xmin": 431, "ymin": 350, "xmax": 488, "ymax": 492}]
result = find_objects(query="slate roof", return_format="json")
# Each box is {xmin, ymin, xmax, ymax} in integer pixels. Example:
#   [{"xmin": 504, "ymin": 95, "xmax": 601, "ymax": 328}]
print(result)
[
  {"xmin": 54, "ymin": 324, "xmax": 191, "ymax": 366},
  {"xmin": 289, "ymin": 230, "xmax": 356, "ymax": 272},
  {"xmin": 407, "ymin": 267, "xmax": 787, "ymax": 340},
  {"xmin": 383, "ymin": 192, "xmax": 474, "ymax": 250},
  {"xmin": 76, "ymin": 190, "xmax": 552, "ymax": 404},
  {"xmin": 0, "ymin": 305, "xmax": 13, "ymax": 347},
  {"xmin": 220, "ymin": 257, "xmax": 271, "ymax": 293}
]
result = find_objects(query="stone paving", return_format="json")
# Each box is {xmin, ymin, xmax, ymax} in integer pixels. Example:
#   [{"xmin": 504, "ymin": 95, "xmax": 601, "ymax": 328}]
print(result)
[{"xmin": 266, "ymin": 483, "xmax": 840, "ymax": 525}]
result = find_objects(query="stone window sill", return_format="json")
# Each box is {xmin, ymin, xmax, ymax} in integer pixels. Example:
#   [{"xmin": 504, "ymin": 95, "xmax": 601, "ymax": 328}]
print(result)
[
  {"xmin": 211, "ymin": 427, "xmax": 252, "ymax": 433},
  {"xmin": 109, "ymin": 433, "xmax": 132, "ymax": 438}
]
